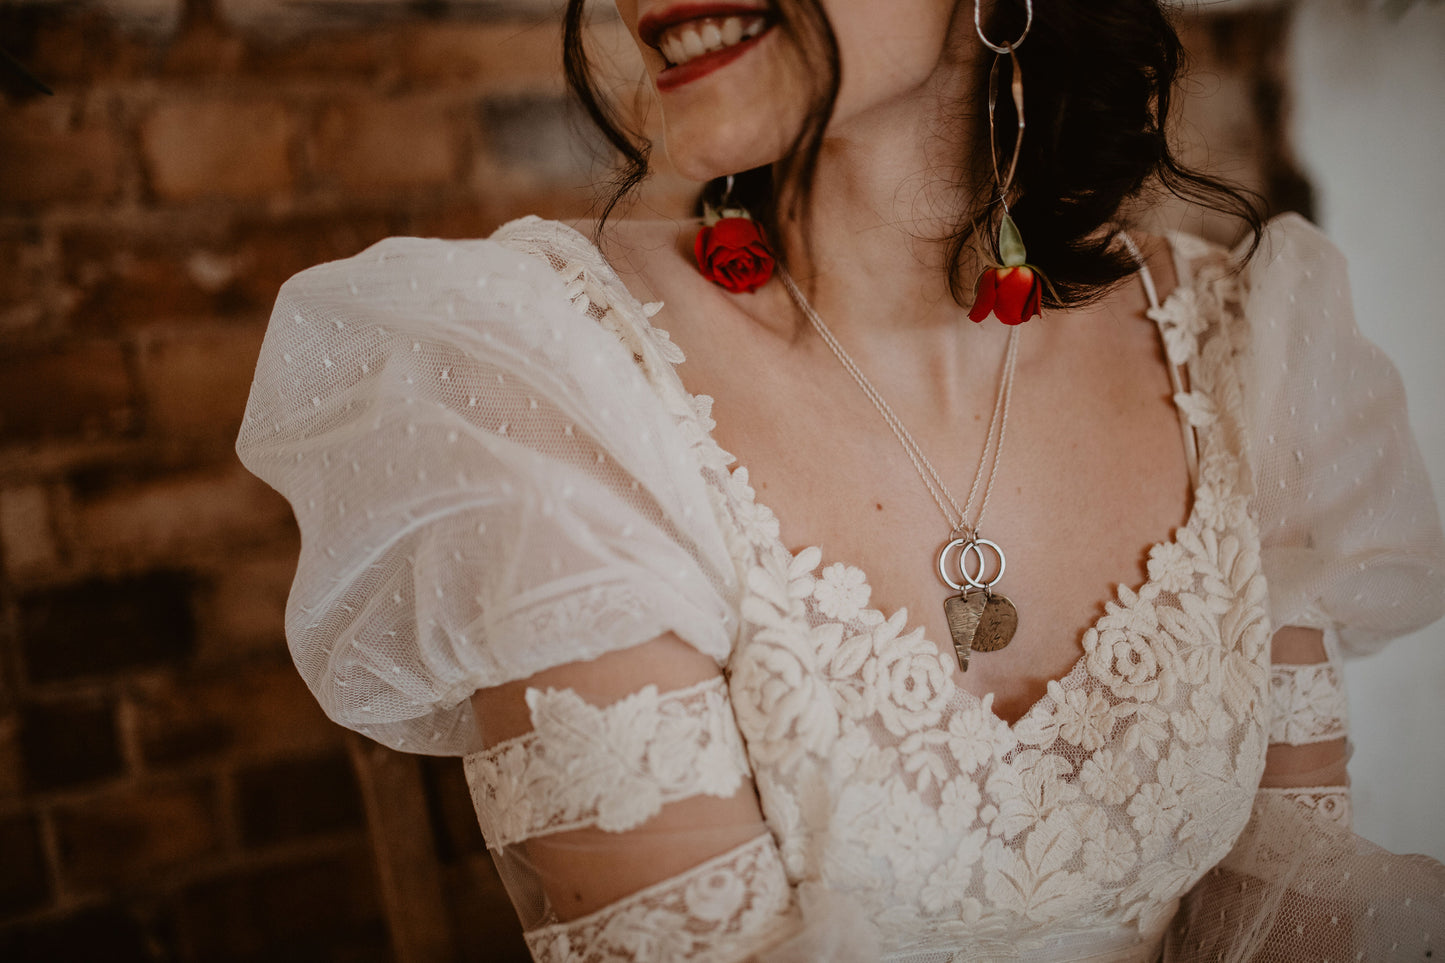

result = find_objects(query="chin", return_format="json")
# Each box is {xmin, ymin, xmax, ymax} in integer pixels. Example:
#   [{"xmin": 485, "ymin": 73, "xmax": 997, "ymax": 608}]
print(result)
[{"xmin": 660, "ymin": 106, "xmax": 801, "ymax": 185}]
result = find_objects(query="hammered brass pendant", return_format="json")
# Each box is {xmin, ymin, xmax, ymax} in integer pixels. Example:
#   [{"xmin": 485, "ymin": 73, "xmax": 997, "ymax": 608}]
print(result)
[
  {"xmin": 944, "ymin": 591, "xmax": 1018, "ymax": 671},
  {"xmin": 944, "ymin": 592, "xmax": 986, "ymax": 669}
]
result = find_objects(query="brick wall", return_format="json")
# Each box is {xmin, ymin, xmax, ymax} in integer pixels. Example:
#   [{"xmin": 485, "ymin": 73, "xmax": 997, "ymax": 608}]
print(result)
[{"xmin": 0, "ymin": 2, "xmax": 1301, "ymax": 961}]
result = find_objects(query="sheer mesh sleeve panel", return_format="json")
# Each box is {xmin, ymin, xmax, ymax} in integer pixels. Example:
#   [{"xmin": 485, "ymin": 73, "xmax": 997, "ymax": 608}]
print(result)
[
  {"xmin": 1164, "ymin": 792, "xmax": 1445, "ymax": 962},
  {"xmin": 1238, "ymin": 215, "xmax": 1445, "ymax": 655},
  {"xmin": 462, "ymin": 636, "xmax": 883, "ymax": 962},
  {"xmin": 235, "ymin": 237, "xmax": 739, "ymax": 755}
]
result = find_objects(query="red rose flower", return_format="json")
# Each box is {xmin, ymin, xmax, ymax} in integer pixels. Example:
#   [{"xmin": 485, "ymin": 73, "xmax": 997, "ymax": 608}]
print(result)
[
  {"xmin": 967, "ymin": 265, "xmax": 1043, "ymax": 326},
  {"xmin": 968, "ymin": 213, "xmax": 1047, "ymax": 325},
  {"xmin": 694, "ymin": 216, "xmax": 775, "ymax": 294}
]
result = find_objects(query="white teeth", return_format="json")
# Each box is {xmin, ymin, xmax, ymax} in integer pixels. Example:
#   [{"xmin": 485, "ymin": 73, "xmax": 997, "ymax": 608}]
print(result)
[
  {"xmin": 658, "ymin": 15, "xmax": 768, "ymax": 67},
  {"xmin": 682, "ymin": 28, "xmax": 705, "ymax": 58}
]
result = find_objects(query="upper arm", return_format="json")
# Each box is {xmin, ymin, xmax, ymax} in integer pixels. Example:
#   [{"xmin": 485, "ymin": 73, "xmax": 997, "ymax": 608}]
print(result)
[
  {"xmin": 466, "ymin": 633, "xmax": 796, "ymax": 956},
  {"xmin": 1259, "ymin": 625, "xmax": 1351, "ymax": 825}
]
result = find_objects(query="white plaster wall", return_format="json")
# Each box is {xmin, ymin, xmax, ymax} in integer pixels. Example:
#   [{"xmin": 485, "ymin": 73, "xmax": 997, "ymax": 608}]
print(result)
[{"xmin": 1288, "ymin": 0, "xmax": 1445, "ymax": 861}]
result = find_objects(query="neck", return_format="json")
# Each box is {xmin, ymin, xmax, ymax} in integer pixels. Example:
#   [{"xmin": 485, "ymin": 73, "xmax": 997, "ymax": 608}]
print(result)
[
  {"xmin": 756, "ymin": 20, "xmax": 1001, "ymax": 349},
  {"xmin": 749, "ymin": 65, "xmax": 1019, "ymax": 403}
]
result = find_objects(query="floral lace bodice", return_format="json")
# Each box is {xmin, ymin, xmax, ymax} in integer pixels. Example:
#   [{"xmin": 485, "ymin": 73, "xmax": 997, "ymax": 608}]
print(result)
[
  {"xmin": 477, "ymin": 217, "xmax": 1275, "ymax": 959},
  {"xmin": 237, "ymin": 215, "xmax": 1445, "ymax": 962}
]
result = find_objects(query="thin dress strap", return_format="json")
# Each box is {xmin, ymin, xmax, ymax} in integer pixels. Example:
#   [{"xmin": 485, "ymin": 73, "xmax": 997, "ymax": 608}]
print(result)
[{"xmin": 1116, "ymin": 231, "xmax": 1201, "ymax": 489}]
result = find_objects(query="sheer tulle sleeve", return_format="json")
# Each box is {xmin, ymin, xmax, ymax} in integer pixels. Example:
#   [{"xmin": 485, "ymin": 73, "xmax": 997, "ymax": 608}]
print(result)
[
  {"xmin": 1237, "ymin": 214, "xmax": 1445, "ymax": 654},
  {"xmin": 235, "ymin": 234, "xmax": 741, "ymax": 755},
  {"xmin": 1165, "ymin": 217, "xmax": 1445, "ymax": 961},
  {"xmin": 236, "ymin": 230, "xmax": 887, "ymax": 961}
]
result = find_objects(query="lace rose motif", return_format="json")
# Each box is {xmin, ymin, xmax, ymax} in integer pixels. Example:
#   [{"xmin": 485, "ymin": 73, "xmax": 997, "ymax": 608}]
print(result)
[
  {"xmin": 1268, "ymin": 662, "xmax": 1348, "ymax": 746},
  {"xmin": 465, "ymin": 677, "xmax": 750, "ymax": 847},
  {"xmin": 524, "ymin": 833, "xmax": 794, "ymax": 963}
]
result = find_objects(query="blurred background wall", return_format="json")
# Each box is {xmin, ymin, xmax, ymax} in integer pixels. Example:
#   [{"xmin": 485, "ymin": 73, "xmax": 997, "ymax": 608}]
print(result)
[{"xmin": 0, "ymin": 0, "xmax": 1439, "ymax": 960}]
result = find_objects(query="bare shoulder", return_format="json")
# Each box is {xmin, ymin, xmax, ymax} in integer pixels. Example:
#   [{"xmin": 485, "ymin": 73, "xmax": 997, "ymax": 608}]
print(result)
[
  {"xmin": 586, "ymin": 217, "xmax": 729, "ymax": 316},
  {"xmin": 562, "ymin": 218, "xmax": 697, "ymax": 285}
]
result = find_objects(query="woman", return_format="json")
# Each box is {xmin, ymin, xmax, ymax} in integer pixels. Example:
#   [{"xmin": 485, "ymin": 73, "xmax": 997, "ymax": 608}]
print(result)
[{"xmin": 237, "ymin": 0, "xmax": 1445, "ymax": 959}]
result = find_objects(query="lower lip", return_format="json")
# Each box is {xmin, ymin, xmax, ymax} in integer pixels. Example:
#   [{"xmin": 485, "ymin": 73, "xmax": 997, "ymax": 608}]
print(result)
[{"xmin": 656, "ymin": 30, "xmax": 770, "ymax": 93}]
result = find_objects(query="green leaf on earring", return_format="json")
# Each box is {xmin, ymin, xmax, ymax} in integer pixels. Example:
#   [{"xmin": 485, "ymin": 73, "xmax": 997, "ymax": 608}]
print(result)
[{"xmin": 999, "ymin": 213, "xmax": 1027, "ymax": 268}]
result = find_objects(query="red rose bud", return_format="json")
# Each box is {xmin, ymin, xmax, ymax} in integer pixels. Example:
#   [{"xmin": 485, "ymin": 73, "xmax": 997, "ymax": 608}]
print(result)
[
  {"xmin": 967, "ymin": 265, "xmax": 1043, "ymax": 325},
  {"xmin": 694, "ymin": 217, "xmax": 775, "ymax": 294}
]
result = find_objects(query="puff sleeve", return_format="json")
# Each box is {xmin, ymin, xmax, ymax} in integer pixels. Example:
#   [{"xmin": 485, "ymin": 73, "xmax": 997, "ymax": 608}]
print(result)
[
  {"xmin": 1166, "ymin": 217, "xmax": 1445, "ymax": 962},
  {"xmin": 1238, "ymin": 214, "xmax": 1445, "ymax": 655},
  {"xmin": 236, "ymin": 235, "xmax": 741, "ymax": 756}
]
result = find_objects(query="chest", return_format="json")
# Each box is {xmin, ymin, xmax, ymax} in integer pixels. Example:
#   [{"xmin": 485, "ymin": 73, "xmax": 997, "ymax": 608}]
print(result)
[{"xmin": 672, "ymin": 308, "xmax": 1194, "ymax": 724}]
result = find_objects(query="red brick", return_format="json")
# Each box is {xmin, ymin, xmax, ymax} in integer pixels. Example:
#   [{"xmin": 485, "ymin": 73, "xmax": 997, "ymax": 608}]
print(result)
[
  {"xmin": 0, "ymin": 227, "xmax": 53, "ymax": 327},
  {"xmin": 160, "ymin": 18, "xmax": 247, "ymax": 77},
  {"xmin": 18, "ymin": 570, "xmax": 197, "ymax": 684},
  {"xmin": 0, "ymin": 904, "xmax": 151, "ymax": 962},
  {"xmin": 62, "ymin": 212, "xmax": 396, "ymax": 333},
  {"xmin": 19, "ymin": 696, "xmax": 124, "ymax": 792},
  {"xmin": 200, "ymin": 554, "xmax": 296, "ymax": 656},
  {"xmin": 0, "ymin": 811, "xmax": 51, "ymax": 914},
  {"xmin": 395, "ymin": 21, "xmax": 565, "ymax": 95},
  {"xmin": 481, "ymin": 94, "xmax": 593, "ymax": 182},
  {"xmin": 130, "ymin": 656, "xmax": 340, "ymax": 768},
  {"xmin": 245, "ymin": 28, "xmax": 400, "ymax": 81},
  {"xmin": 310, "ymin": 96, "xmax": 464, "ymax": 195},
  {"xmin": 0, "ymin": 714, "xmax": 23, "ymax": 803},
  {"xmin": 138, "ymin": 327, "xmax": 266, "ymax": 439},
  {"xmin": 0, "ymin": 98, "xmax": 123, "ymax": 209},
  {"xmin": 236, "ymin": 750, "xmax": 364, "ymax": 848},
  {"xmin": 168, "ymin": 847, "xmax": 388, "ymax": 963},
  {"xmin": 396, "ymin": 200, "xmax": 499, "ymax": 241},
  {"xmin": 71, "ymin": 465, "xmax": 294, "ymax": 567},
  {"xmin": 420, "ymin": 755, "xmax": 486, "ymax": 859},
  {"xmin": 227, "ymin": 212, "xmax": 396, "ymax": 308},
  {"xmin": 52, "ymin": 778, "xmax": 221, "ymax": 889},
  {"xmin": 0, "ymin": 340, "xmax": 137, "ymax": 443},
  {"xmin": 141, "ymin": 99, "xmax": 295, "ymax": 202},
  {"xmin": 60, "ymin": 224, "xmax": 235, "ymax": 330},
  {"xmin": 444, "ymin": 853, "xmax": 531, "ymax": 963},
  {"xmin": 0, "ymin": 485, "xmax": 61, "ymax": 580},
  {"xmin": 2, "ymin": 6, "xmax": 158, "ymax": 86}
]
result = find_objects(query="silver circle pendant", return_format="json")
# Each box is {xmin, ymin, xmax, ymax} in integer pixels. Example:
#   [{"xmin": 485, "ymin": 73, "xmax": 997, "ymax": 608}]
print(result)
[{"xmin": 961, "ymin": 538, "xmax": 1006, "ymax": 590}]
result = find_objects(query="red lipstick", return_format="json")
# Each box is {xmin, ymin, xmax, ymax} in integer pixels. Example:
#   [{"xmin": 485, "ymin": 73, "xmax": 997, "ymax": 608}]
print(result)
[
  {"xmin": 638, "ymin": 2, "xmax": 774, "ymax": 93},
  {"xmin": 656, "ymin": 33, "xmax": 769, "ymax": 92}
]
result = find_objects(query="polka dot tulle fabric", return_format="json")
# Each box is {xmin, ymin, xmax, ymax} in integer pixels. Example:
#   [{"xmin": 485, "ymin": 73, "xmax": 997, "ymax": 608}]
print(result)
[{"xmin": 238, "ymin": 215, "xmax": 1444, "ymax": 961}]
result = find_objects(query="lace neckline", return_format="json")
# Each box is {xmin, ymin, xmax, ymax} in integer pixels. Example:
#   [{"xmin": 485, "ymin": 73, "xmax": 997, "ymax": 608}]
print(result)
[{"xmin": 500, "ymin": 216, "xmax": 1219, "ymax": 732}]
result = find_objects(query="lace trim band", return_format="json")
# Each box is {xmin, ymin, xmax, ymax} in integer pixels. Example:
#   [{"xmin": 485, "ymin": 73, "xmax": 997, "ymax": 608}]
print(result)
[
  {"xmin": 1258, "ymin": 785, "xmax": 1352, "ymax": 828},
  {"xmin": 1268, "ymin": 661, "xmax": 1348, "ymax": 746},
  {"xmin": 464, "ymin": 677, "xmax": 751, "ymax": 847},
  {"xmin": 524, "ymin": 832, "xmax": 795, "ymax": 963}
]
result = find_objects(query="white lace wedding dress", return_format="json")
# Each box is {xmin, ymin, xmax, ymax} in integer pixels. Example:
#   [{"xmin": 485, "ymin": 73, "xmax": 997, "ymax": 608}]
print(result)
[{"xmin": 237, "ymin": 214, "xmax": 1445, "ymax": 962}]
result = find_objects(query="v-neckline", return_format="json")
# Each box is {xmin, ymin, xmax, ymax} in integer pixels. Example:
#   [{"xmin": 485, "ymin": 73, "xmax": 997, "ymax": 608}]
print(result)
[
  {"xmin": 510, "ymin": 217, "xmax": 1212, "ymax": 733},
  {"xmin": 662, "ymin": 312, "xmax": 1208, "ymax": 734},
  {"xmin": 698, "ymin": 416, "xmax": 1208, "ymax": 733}
]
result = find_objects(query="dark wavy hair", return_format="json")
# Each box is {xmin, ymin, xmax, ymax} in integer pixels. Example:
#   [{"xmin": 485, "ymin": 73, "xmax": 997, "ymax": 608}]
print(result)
[{"xmin": 563, "ymin": 0, "xmax": 1264, "ymax": 309}]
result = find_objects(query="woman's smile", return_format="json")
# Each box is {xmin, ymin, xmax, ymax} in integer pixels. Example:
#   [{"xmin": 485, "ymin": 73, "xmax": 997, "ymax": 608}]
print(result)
[{"xmin": 638, "ymin": 3, "xmax": 776, "ymax": 91}]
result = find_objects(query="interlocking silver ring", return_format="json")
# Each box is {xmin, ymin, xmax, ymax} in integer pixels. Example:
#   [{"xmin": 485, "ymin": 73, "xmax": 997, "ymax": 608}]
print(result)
[
  {"xmin": 938, "ymin": 537, "xmax": 970, "ymax": 591},
  {"xmin": 961, "ymin": 538, "xmax": 1006, "ymax": 589},
  {"xmin": 937, "ymin": 537, "xmax": 1007, "ymax": 591},
  {"xmin": 974, "ymin": 0, "xmax": 1033, "ymax": 54}
]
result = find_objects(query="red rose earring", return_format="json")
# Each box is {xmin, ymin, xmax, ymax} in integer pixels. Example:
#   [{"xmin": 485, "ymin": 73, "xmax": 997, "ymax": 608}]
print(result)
[
  {"xmin": 968, "ymin": 212, "xmax": 1044, "ymax": 326},
  {"xmin": 694, "ymin": 175, "xmax": 775, "ymax": 294},
  {"xmin": 968, "ymin": 0, "xmax": 1051, "ymax": 326}
]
